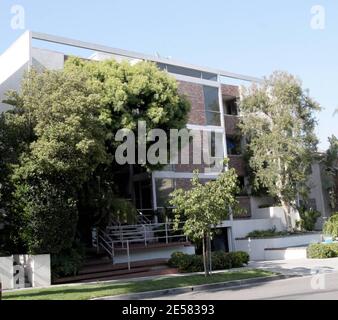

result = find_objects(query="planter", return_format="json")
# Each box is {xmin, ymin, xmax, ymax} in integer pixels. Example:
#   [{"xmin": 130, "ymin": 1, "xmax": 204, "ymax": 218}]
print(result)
[{"xmin": 235, "ymin": 233, "xmax": 323, "ymax": 261}]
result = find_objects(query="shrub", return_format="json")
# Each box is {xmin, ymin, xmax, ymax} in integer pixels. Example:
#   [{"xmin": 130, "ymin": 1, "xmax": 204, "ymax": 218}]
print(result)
[
  {"xmin": 297, "ymin": 207, "xmax": 321, "ymax": 231},
  {"xmin": 228, "ymin": 251, "xmax": 250, "ymax": 268},
  {"xmin": 246, "ymin": 228, "xmax": 288, "ymax": 239},
  {"xmin": 51, "ymin": 242, "xmax": 85, "ymax": 280},
  {"xmin": 168, "ymin": 251, "xmax": 250, "ymax": 273},
  {"xmin": 168, "ymin": 252, "xmax": 187, "ymax": 268},
  {"xmin": 211, "ymin": 251, "xmax": 232, "ymax": 270},
  {"xmin": 323, "ymin": 213, "xmax": 338, "ymax": 239},
  {"xmin": 307, "ymin": 243, "xmax": 338, "ymax": 259}
]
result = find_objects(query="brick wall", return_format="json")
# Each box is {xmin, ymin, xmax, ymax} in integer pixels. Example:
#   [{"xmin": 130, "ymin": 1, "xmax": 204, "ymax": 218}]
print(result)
[
  {"xmin": 178, "ymin": 81, "xmax": 206, "ymax": 126},
  {"xmin": 221, "ymin": 84, "xmax": 239, "ymax": 97},
  {"xmin": 229, "ymin": 155, "xmax": 246, "ymax": 177}
]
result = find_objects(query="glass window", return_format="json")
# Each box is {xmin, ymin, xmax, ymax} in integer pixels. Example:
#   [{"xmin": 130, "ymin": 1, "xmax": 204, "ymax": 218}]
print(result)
[
  {"xmin": 167, "ymin": 65, "xmax": 201, "ymax": 78},
  {"xmin": 203, "ymin": 86, "xmax": 221, "ymax": 126},
  {"xmin": 202, "ymin": 72, "xmax": 218, "ymax": 81},
  {"xmin": 156, "ymin": 63, "xmax": 217, "ymax": 81}
]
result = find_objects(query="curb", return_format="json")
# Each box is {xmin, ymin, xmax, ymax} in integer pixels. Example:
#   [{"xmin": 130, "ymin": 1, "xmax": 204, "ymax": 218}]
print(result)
[{"xmin": 95, "ymin": 274, "xmax": 299, "ymax": 300}]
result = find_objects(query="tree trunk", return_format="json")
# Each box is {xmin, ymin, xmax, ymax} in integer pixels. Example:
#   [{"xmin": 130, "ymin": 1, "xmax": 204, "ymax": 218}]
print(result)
[
  {"xmin": 281, "ymin": 199, "xmax": 293, "ymax": 232},
  {"xmin": 202, "ymin": 234, "xmax": 210, "ymax": 277}
]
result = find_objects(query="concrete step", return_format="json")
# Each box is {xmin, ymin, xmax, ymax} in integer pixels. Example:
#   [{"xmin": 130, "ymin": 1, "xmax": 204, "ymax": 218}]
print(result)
[
  {"xmin": 265, "ymin": 246, "xmax": 308, "ymax": 261},
  {"xmin": 53, "ymin": 259, "xmax": 170, "ymax": 285}
]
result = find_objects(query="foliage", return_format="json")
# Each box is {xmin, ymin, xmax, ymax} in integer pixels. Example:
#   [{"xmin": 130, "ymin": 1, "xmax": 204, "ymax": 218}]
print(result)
[
  {"xmin": 239, "ymin": 71, "xmax": 320, "ymax": 230},
  {"xmin": 307, "ymin": 243, "xmax": 338, "ymax": 259},
  {"xmin": 323, "ymin": 213, "xmax": 338, "ymax": 239},
  {"xmin": 168, "ymin": 251, "xmax": 250, "ymax": 273},
  {"xmin": 246, "ymin": 228, "xmax": 289, "ymax": 239},
  {"xmin": 297, "ymin": 206, "xmax": 321, "ymax": 231},
  {"xmin": 51, "ymin": 241, "xmax": 86, "ymax": 280},
  {"xmin": 169, "ymin": 167, "xmax": 239, "ymax": 275},
  {"xmin": 321, "ymin": 135, "xmax": 338, "ymax": 211},
  {"xmin": 0, "ymin": 58, "xmax": 190, "ymax": 260},
  {"xmin": 170, "ymin": 168, "xmax": 239, "ymax": 242}
]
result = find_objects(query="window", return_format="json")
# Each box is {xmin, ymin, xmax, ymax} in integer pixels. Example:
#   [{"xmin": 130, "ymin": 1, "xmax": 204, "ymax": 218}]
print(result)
[
  {"xmin": 203, "ymin": 86, "xmax": 221, "ymax": 126},
  {"xmin": 156, "ymin": 63, "xmax": 218, "ymax": 82},
  {"xmin": 227, "ymin": 136, "xmax": 242, "ymax": 155},
  {"xmin": 223, "ymin": 97, "xmax": 238, "ymax": 116},
  {"xmin": 167, "ymin": 65, "xmax": 201, "ymax": 78},
  {"xmin": 202, "ymin": 72, "xmax": 218, "ymax": 81}
]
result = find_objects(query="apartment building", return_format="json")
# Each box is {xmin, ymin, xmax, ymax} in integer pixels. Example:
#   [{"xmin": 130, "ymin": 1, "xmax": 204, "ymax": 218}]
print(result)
[{"xmin": 0, "ymin": 32, "xmax": 332, "ymax": 256}]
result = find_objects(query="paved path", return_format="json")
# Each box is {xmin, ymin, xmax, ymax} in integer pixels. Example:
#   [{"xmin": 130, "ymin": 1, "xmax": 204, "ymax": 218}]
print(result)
[
  {"xmin": 248, "ymin": 258, "xmax": 338, "ymax": 276},
  {"xmin": 151, "ymin": 271, "xmax": 338, "ymax": 300}
]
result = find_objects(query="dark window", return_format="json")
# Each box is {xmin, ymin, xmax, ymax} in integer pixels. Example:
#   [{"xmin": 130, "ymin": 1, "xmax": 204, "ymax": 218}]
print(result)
[
  {"xmin": 227, "ymin": 136, "xmax": 242, "ymax": 155},
  {"xmin": 223, "ymin": 97, "xmax": 238, "ymax": 116},
  {"xmin": 204, "ymin": 86, "xmax": 221, "ymax": 126}
]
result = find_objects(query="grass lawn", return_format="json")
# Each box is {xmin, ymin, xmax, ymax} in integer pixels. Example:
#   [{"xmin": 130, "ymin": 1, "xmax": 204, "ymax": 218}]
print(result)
[{"xmin": 3, "ymin": 269, "xmax": 276, "ymax": 301}]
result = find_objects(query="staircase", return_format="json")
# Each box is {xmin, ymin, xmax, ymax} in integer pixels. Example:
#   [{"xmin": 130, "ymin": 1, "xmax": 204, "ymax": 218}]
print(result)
[
  {"xmin": 93, "ymin": 222, "xmax": 191, "ymax": 268},
  {"xmin": 54, "ymin": 251, "xmax": 175, "ymax": 285}
]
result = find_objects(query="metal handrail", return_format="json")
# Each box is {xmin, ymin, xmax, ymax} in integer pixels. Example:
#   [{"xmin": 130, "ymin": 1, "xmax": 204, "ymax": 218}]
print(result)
[{"xmin": 95, "ymin": 222, "xmax": 189, "ymax": 270}]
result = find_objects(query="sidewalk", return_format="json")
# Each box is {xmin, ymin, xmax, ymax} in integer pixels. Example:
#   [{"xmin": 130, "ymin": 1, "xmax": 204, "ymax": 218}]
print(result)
[{"xmin": 249, "ymin": 258, "xmax": 338, "ymax": 276}]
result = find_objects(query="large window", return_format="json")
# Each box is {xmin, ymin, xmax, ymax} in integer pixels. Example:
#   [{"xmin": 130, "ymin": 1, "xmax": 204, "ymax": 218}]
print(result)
[
  {"xmin": 223, "ymin": 96, "xmax": 238, "ymax": 116},
  {"xmin": 156, "ymin": 63, "xmax": 218, "ymax": 82},
  {"xmin": 203, "ymin": 86, "xmax": 221, "ymax": 126}
]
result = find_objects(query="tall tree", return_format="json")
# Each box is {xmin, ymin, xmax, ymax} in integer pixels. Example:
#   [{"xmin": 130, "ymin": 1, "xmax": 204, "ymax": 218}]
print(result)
[
  {"xmin": 170, "ymin": 166, "xmax": 239, "ymax": 276},
  {"xmin": 0, "ymin": 58, "xmax": 190, "ymax": 262},
  {"xmin": 322, "ymin": 135, "xmax": 338, "ymax": 211},
  {"xmin": 239, "ymin": 71, "xmax": 320, "ymax": 230}
]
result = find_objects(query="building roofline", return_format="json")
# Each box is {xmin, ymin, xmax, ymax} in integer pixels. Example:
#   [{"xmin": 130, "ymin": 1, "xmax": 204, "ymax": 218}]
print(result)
[{"xmin": 30, "ymin": 31, "xmax": 262, "ymax": 83}]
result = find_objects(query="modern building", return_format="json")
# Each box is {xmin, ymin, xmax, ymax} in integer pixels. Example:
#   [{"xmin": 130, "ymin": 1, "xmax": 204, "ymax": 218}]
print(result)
[{"xmin": 0, "ymin": 32, "xmax": 332, "ymax": 266}]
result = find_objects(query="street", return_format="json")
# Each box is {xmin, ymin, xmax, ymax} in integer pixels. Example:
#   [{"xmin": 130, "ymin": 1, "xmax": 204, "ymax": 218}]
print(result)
[{"xmin": 151, "ymin": 271, "xmax": 338, "ymax": 300}]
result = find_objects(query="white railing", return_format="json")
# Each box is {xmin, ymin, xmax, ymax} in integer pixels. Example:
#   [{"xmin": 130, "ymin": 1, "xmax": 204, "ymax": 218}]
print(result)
[{"xmin": 94, "ymin": 222, "xmax": 188, "ymax": 270}]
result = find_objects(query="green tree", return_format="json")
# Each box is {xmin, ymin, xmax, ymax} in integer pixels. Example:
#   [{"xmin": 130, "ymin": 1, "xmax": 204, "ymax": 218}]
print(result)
[
  {"xmin": 239, "ymin": 71, "xmax": 320, "ymax": 231},
  {"xmin": 322, "ymin": 135, "xmax": 338, "ymax": 210},
  {"xmin": 169, "ymin": 166, "xmax": 239, "ymax": 276},
  {"xmin": 0, "ymin": 58, "xmax": 190, "ymax": 263}
]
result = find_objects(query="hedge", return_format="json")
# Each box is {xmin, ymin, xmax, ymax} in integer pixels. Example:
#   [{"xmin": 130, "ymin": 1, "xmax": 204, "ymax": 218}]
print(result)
[
  {"xmin": 307, "ymin": 243, "xmax": 338, "ymax": 259},
  {"xmin": 169, "ymin": 251, "xmax": 250, "ymax": 273}
]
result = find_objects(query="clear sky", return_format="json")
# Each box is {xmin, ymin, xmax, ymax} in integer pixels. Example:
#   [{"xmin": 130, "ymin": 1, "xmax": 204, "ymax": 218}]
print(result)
[{"xmin": 0, "ymin": 0, "xmax": 337, "ymax": 150}]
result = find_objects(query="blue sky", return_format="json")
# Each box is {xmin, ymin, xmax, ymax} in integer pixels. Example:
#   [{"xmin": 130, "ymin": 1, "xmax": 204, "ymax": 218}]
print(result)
[{"xmin": 0, "ymin": 0, "xmax": 337, "ymax": 150}]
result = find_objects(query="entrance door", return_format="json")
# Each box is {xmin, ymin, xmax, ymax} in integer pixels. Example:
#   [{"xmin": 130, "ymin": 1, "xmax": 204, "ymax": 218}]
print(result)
[{"xmin": 212, "ymin": 228, "xmax": 229, "ymax": 253}]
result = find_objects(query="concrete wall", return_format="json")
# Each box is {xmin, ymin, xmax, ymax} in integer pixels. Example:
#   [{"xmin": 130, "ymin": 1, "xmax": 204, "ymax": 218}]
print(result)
[
  {"xmin": 30, "ymin": 254, "xmax": 51, "ymax": 288},
  {"xmin": 114, "ymin": 245, "xmax": 195, "ymax": 264},
  {"xmin": 0, "ymin": 32, "xmax": 31, "ymax": 113},
  {"xmin": 32, "ymin": 48, "xmax": 64, "ymax": 71},
  {"xmin": 235, "ymin": 233, "xmax": 322, "ymax": 261},
  {"xmin": 0, "ymin": 256, "xmax": 14, "ymax": 290},
  {"xmin": 231, "ymin": 218, "xmax": 284, "ymax": 239},
  {"xmin": 0, "ymin": 255, "xmax": 51, "ymax": 290}
]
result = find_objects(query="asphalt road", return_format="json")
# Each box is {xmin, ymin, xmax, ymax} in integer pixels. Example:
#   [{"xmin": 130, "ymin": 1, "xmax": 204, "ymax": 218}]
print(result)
[{"xmin": 151, "ymin": 272, "xmax": 338, "ymax": 300}]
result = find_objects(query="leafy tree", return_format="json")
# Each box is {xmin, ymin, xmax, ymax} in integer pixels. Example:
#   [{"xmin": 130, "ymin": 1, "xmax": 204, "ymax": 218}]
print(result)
[
  {"xmin": 0, "ymin": 58, "xmax": 190, "ymax": 265},
  {"xmin": 322, "ymin": 135, "xmax": 338, "ymax": 211},
  {"xmin": 239, "ymin": 71, "xmax": 320, "ymax": 231},
  {"xmin": 169, "ymin": 166, "xmax": 239, "ymax": 276}
]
